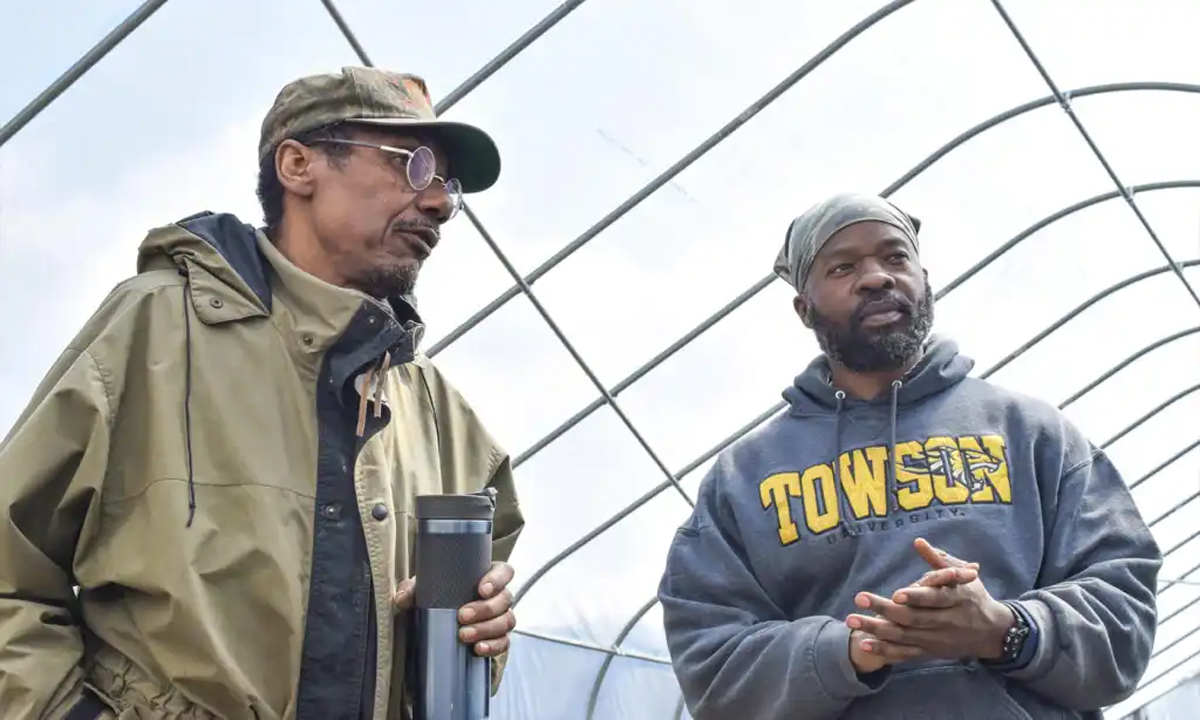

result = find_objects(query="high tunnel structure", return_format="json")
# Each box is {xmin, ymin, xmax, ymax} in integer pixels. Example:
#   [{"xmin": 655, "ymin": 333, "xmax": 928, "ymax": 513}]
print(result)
[{"xmin": 1, "ymin": 1, "xmax": 1198, "ymax": 718}]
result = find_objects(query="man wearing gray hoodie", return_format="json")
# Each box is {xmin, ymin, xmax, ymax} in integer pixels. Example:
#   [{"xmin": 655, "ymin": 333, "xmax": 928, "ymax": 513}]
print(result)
[{"xmin": 657, "ymin": 193, "xmax": 1161, "ymax": 719}]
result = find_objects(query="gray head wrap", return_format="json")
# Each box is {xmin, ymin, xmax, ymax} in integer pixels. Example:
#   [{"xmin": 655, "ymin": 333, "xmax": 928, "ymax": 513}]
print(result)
[{"xmin": 773, "ymin": 192, "xmax": 922, "ymax": 293}]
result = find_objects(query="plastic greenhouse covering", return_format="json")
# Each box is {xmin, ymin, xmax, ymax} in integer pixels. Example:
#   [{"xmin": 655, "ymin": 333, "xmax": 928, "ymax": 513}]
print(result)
[{"xmin": 2, "ymin": 1, "xmax": 1199, "ymax": 718}]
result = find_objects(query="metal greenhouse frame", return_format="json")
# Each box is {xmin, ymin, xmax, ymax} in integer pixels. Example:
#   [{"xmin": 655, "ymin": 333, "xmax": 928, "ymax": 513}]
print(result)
[{"xmin": 3, "ymin": 0, "xmax": 1197, "ymax": 717}]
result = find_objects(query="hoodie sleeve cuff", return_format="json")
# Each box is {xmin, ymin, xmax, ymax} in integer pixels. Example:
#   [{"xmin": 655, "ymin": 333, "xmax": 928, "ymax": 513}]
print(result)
[
  {"xmin": 811, "ymin": 620, "xmax": 891, "ymax": 701},
  {"xmin": 999, "ymin": 599, "xmax": 1056, "ymax": 682}
]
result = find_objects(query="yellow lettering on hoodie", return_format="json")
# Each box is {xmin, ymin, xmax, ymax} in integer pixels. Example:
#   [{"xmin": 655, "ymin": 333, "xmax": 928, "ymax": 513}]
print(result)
[
  {"xmin": 761, "ymin": 434, "xmax": 1014, "ymax": 546},
  {"xmin": 893, "ymin": 440, "xmax": 935, "ymax": 511},
  {"xmin": 760, "ymin": 472, "xmax": 803, "ymax": 545},
  {"xmin": 838, "ymin": 446, "xmax": 890, "ymax": 520},
  {"xmin": 800, "ymin": 464, "xmax": 839, "ymax": 534}
]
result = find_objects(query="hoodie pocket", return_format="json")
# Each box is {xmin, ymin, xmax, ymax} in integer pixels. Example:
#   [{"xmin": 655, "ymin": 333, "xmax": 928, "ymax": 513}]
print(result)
[{"xmin": 843, "ymin": 662, "xmax": 1033, "ymax": 720}]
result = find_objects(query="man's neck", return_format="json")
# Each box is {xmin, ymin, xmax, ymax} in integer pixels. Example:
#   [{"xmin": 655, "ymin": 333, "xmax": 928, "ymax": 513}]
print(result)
[
  {"xmin": 272, "ymin": 217, "xmax": 346, "ymax": 289},
  {"xmin": 828, "ymin": 354, "xmax": 922, "ymax": 401}
]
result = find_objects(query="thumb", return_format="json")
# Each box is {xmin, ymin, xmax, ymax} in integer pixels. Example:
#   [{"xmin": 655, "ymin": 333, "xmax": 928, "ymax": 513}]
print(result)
[{"xmin": 393, "ymin": 577, "xmax": 416, "ymax": 612}]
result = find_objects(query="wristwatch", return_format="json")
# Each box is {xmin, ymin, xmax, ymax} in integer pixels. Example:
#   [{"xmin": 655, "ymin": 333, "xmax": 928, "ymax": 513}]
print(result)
[{"xmin": 985, "ymin": 602, "xmax": 1031, "ymax": 666}]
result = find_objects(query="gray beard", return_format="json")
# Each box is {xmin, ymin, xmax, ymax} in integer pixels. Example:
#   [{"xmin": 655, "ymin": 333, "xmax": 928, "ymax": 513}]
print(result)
[{"xmin": 355, "ymin": 263, "xmax": 418, "ymax": 300}]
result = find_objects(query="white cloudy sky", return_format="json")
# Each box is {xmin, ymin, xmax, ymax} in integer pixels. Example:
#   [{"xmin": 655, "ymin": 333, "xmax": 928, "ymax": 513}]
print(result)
[{"xmin": 2, "ymin": 1, "xmax": 1199, "ymax": 718}]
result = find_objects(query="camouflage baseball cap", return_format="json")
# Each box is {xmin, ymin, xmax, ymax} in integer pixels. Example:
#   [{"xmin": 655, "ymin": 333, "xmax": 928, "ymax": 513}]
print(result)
[{"xmin": 259, "ymin": 66, "xmax": 500, "ymax": 193}]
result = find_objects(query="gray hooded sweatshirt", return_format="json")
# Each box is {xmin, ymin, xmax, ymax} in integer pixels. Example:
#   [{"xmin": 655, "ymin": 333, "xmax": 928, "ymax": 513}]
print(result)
[{"xmin": 658, "ymin": 337, "xmax": 1161, "ymax": 719}]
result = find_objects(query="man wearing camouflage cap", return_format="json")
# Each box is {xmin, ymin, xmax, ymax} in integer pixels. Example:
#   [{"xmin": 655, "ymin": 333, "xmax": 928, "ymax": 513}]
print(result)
[{"xmin": 0, "ymin": 67, "xmax": 523, "ymax": 719}]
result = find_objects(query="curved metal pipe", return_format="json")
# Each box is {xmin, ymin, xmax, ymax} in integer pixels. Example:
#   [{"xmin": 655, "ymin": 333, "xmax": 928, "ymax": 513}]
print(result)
[
  {"xmin": 1099, "ymin": 382, "xmax": 1200, "ymax": 449},
  {"xmin": 425, "ymin": 0, "xmax": 920, "ymax": 357},
  {"xmin": 0, "ymin": 0, "xmax": 172, "ymax": 148},
  {"xmin": 984, "ymin": 259, "xmax": 1200, "ymax": 379},
  {"xmin": 585, "ymin": 597, "xmax": 660, "ymax": 720},
  {"xmin": 325, "ymin": 4, "xmax": 698, "ymax": 505},
  {"xmin": 429, "ymin": 81, "xmax": 1200, "ymax": 362},
  {"xmin": 1058, "ymin": 326, "xmax": 1200, "ymax": 410},
  {"xmin": 511, "ymin": 400, "xmax": 782, "ymax": 606},
  {"xmin": 320, "ymin": 0, "xmax": 372, "ymax": 66},
  {"xmin": 1115, "ymin": 629, "xmax": 1200, "ymax": 713},
  {"xmin": 511, "ymin": 167, "xmax": 1200, "ymax": 470},
  {"xmin": 1128, "ymin": 439, "xmax": 1200, "ymax": 493},
  {"xmin": 877, "ymin": 81, "xmax": 1200, "ymax": 197},
  {"xmin": 509, "ymin": 627, "xmax": 671, "ymax": 666},
  {"xmin": 435, "ymin": 0, "xmax": 592, "ymax": 114},
  {"xmin": 1151, "ymin": 557, "xmax": 1200, "ymax": 628},
  {"xmin": 988, "ymin": 0, "xmax": 1200, "ymax": 308},
  {"xmin": 462, "ymin": 204, "xmax": 695, "ymax": 508}
]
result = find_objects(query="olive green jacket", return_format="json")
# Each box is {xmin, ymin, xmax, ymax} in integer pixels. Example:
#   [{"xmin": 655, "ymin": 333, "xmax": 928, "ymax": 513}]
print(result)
[{"xmin": 0, "ymin": 212, "xmax": 523, "ymax": 719}]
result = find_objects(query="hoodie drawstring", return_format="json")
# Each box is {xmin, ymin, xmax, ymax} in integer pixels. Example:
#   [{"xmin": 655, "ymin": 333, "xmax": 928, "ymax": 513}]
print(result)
[
  {"xmin": 832, "ymin": 391, "xmax": 853, "ymax": 536},
  {"xmin": 835, "ymin": 380, "xmax": 904, "ymax": 537},
  {"xmin": 887, "ymin": 380, "xmax": 902, "ymax": 515}
]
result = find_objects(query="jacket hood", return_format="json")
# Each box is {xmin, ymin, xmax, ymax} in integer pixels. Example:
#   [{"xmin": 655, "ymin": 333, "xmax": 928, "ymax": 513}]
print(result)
[
  {"xmin": 135, "ymin": 211, "xmax": 422, "ymax": 335},
  {"xmin": 783, "ymin": 334, "xmax": 974, "ymax": 415},
  {"xmin": 137, "ymin": 212, "xmax": 273, "ymax": 317}
]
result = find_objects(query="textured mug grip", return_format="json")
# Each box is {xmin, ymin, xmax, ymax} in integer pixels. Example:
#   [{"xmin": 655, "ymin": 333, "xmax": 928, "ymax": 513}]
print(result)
[{"xmin": 415, "ymin": 530, "xmax": 492, "ymax": 610}]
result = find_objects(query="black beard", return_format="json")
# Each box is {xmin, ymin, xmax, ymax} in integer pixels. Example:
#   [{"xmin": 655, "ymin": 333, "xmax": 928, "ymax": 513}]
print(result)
[{"xmin": 807, "ymin": 283, "xmax": 934, "ymax": 372}]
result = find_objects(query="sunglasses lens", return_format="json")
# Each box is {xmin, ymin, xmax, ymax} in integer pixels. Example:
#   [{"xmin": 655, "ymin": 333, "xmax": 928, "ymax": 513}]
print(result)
[{"xmin": 407, "ymin": 146, "xmax": 436, "ymax": 190}]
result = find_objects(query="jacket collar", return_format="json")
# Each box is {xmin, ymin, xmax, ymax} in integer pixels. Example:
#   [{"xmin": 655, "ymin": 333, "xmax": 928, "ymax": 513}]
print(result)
[
  {"xmin": 138, "ymin": 211, "xmax": 425, "ymax": 363},
  {"xmin": 256, "ymin": 230, "xmax": 391, "ymax": 352}
]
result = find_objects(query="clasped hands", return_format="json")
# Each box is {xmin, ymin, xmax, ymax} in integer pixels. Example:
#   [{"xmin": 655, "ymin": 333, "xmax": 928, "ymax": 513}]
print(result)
[
  {"xmin": 392, "ymin": 561, "xmax": 517, "ymax": 658},
  {"xmin": 846, "ymin": 538, "xmax": 1014, "ymax": 674}
]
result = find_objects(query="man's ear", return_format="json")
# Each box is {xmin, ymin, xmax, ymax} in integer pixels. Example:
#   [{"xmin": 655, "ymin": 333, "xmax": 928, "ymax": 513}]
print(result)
[
  {"xmin": 793, "ymin": 294, "xmax": 813, "ymax": 329},
  {"xmin": 276, "ymin": 139, "xmax": 317, "ymax": 199}
]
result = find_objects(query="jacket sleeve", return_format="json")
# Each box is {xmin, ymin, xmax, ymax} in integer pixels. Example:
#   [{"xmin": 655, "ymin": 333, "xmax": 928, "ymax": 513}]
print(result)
[
  {"xmin": 0, "ymin": 346, "xmax": 113, "ymax": 718},
  {"xmin": 1005, "ymin": 443, "xmax": 1162, "ymax": 709},
  {"xmin": 658, "ymin": 462, "xmax": 887, "ymax": 720},
  {"xmin": 483, "ymin": 452, "xmax": 523, "ymax": 695},
  {"xmin": 485, "ymin": 453, "xmax": 524, "ymax": 565}
]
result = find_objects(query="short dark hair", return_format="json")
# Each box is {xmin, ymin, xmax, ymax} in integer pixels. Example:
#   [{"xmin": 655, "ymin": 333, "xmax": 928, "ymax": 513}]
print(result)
[{"xmin": 256, "ymin": 123, "xmax": 355, "ymax": 234}]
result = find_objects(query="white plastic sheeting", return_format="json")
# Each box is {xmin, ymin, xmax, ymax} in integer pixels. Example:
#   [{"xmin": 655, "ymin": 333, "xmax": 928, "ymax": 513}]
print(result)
[
  {"xmin": 2, "ymin": 1, "xmax": 1199, "ymax": 718},
  {"xmin": 1125, "ymin": 674, "xmax": 1200, "ymax": 720}
]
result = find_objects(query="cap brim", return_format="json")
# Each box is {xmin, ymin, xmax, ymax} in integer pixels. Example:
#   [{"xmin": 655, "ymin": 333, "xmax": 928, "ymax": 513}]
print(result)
[{"xmin": 345, "ymin": 117, "xmax": 500, "ymax": 193}]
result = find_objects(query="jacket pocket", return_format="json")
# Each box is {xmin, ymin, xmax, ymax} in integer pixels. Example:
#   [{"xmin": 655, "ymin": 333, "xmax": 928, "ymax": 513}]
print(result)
[{"xmin": 843, "ymin": 662, "xmax": 1033, "ymax": 720}]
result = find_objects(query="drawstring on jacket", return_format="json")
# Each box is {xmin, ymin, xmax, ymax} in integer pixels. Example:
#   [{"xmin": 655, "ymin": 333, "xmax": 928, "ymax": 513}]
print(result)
[
  {"xmin": 833, "ymin": 379, "xmax": 903, "ymax": 536},
  {"xmin": 180, "ymin": 272, "xmax": 198, "ymax": 528},
  {"xmin": 179, "ymin": 266, "xmax": 399, "ymax": 525}
]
